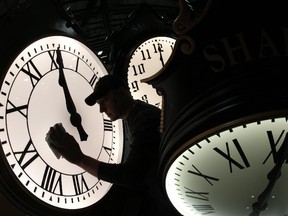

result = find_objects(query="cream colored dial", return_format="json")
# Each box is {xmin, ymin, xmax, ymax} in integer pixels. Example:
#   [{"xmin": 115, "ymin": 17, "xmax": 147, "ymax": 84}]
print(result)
[
  {"xmin": 127, "ymin": 36, "xmax": 175, "ymax": 108},
  {"xmin": 165, "ymin": 111, "xmax": 288, "ymax": 216}
]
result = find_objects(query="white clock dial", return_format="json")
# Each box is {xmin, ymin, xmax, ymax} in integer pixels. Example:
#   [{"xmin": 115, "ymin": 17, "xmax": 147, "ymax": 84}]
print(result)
[
  {"xmin": 127, "ymin": 36, "xmax": 175, "ymax": 108},
  {"xmin": 165, "ymin": 111, "xmax": 288, "ymax": 216},
  {"xmin": 0, "ymin": 36, "xmax": 124, "ymax": 210}
]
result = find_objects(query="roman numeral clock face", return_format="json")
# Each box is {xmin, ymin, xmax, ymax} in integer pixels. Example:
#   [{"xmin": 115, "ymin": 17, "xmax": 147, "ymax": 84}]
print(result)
[
  {"xmin": 165, "ymin": 112, "xmax": 288, "ymax": 216},
  {"xmin": 0, "ymin": 36, "xmax": 123, "ymax": 212}
]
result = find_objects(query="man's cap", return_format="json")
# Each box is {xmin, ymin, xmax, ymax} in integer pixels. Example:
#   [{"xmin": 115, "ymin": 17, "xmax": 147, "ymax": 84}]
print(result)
[{"xmin": 85, "ymin": 74, "xmax": 128, "ymax": 106}]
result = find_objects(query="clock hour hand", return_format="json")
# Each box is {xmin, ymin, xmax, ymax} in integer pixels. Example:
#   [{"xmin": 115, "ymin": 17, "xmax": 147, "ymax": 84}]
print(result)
[
  {"xmin": 249, "ymin": 132, "xmax": 288, "ymax": 216},
  {"xmin": 157, "ymin": 43, "xmax": 165, "ymax": 66},
  {"xmin": 56, "ymin": 47, "xmax": 88, "ymax": 141}
]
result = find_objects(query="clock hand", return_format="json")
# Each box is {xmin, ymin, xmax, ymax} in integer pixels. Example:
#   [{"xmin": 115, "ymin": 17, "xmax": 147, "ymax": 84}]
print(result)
[
  {"xmin": 56, "ymin": 47, "xmax": 88, "ymax": 141},
  {"xmin": 249, "ymin": 170, "xmax": 278, "ymax": 216},
  {"xmin": 249, "ymin": 132, "xmax": 288, "ymax": 216},
  {"xmin": 157, "ymin": 43, "xmax": 165, "ymax": 66}
]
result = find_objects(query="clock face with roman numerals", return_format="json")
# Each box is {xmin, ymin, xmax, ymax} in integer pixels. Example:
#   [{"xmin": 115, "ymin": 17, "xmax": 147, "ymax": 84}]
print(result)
[
  {"xmin": 0, "ymin": 36, "xmax": 123, "ymax": 211},
  {"xmin": 165, "ymin": 111, "xmax": 288, "ymax": 216}
]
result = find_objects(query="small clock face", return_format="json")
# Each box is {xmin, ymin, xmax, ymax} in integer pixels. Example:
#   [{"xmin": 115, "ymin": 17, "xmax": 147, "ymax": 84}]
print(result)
[
  {"xmin": 165, "ymin": 112, "xmax": 288, "ymax": 216},
  {"xmin": 0, "ymin": 36, "xmax": 123, "ymax": 210},
  {"xmin": 127, "ymin": 36, "xmax": 175, "ymax": 108}
]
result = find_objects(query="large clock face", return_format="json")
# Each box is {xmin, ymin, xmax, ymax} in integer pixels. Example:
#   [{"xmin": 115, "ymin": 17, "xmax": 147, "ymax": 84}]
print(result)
[
  {"xmin": 127, "ymin": 36, "xmax": 175, "ymax": 108},
  {"xmin": 0, "ymin": 36, "xmax": 124, "ymax": 210},
  {"xmin": 165, "ymin": 111, "xmax": 288, "ymax": 216}
]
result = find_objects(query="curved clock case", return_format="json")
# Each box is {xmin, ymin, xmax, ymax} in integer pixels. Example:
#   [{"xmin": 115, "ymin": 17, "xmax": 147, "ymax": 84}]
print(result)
[{"xmin": 144, "ymin": 0, "xmax": 288, "ymax": 215}]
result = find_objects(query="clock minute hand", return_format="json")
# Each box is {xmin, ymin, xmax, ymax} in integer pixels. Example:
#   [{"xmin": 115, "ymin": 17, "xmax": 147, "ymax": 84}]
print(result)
[
  {"xmin": 56, "ymin": 47, "xmax": 88, "ymax": 141},
  {"xmin": 249, "ymin": 169, "xmax": 278, "ymax": 216},
  {"xmin": 249, "ymin": 132, "xmax": 288, "ymax": 216},
  {"xmin": 157, "ymin": 43, "xmax": 165, "ymax": 66}
]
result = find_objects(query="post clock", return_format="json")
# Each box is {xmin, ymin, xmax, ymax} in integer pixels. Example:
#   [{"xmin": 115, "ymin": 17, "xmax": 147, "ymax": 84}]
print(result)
[{"xmin": 142, "ymin": 0, "xmax": 288, "ymax": 216}]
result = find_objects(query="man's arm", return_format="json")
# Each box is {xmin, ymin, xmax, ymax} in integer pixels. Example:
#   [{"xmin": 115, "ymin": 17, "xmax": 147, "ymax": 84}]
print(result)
[
  {"xmin": 78, "ymin": 154, "xmax": 100, "ymax": 177},
  {"xmin": 46, "ymin": 123, "xmax": 100, "ymax": 177}
]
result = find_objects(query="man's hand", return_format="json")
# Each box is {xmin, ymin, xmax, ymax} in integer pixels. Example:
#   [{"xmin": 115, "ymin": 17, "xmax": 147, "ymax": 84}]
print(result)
[{"xmin": 45, "ymin": 123, "xmax": 84, "ymax": 164}]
